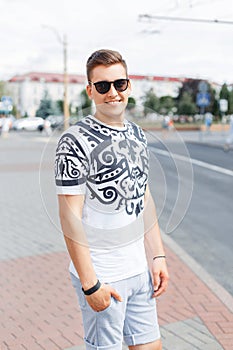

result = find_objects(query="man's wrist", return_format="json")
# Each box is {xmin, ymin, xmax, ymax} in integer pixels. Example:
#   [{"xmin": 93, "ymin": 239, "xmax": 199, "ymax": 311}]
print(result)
[
  {"xmin": 81, "ymin": 277, "xmax": 98, "ymax": 290},
  {"xmin": 153, "ymin": 255, "xmax": 166, "ymax": 261},
  {"xmin": 82, "ymin": 279, "xmax": 101, "ymax": 295}
]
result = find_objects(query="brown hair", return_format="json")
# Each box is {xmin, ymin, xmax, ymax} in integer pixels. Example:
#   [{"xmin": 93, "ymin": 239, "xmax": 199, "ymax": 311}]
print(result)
[{"xmin": 86, "ymin": 49, "xmax": 128, "ymax": 81}]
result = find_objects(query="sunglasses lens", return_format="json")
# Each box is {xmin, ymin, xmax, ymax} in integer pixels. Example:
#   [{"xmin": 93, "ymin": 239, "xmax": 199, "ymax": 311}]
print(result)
[
  {"xmin": 93, "ymin": 79, "xmax": 129, "ymax": 94},
  {"xmin": 95, "ymin": 81, "xmax": 110, "ymax": 94},
  {"xmin": 114, "ymin": 79, "xmax": 128, "ymax": 92}
]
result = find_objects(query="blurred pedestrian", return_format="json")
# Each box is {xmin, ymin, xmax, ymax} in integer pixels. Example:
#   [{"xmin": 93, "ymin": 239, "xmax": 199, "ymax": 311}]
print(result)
[
  {"xmin": 162, "ymin": 115, "xmax": 170, "ymax": 130},
  {"xmin": 205, "ymin": 113, "xmax": 213, "ymax": 133},
  {"xmin": 162, "ymin": 115, "xmax": 173, "ymax": 138},
  {"xmin": 0, "ymin": 114, "xmax": 3, "ymax": 135},
  {"xmin": 38, "ymin": 118, "xmax": 52, "ymax": 136},
  {"xmin": 168, "ymin": 118, "xmax": 174, "ymax": 131},
  {"xmin": 0, "ymin": 114, "xmax": 11, "ymax": 138},
  {"xmin": 223, "ymin": 115, "xmax": 233, "ymax": 152},
  {"xmin": 43, "ymin": 118, "xmax": 52, "ymax": 136},
  {"xmin": 55, "ymin": 49, "xmax": 169, "ymax": 350}
]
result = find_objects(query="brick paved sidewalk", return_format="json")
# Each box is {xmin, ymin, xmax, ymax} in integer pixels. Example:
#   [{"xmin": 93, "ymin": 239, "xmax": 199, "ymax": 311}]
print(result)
[{"xmin": 0, "ymin": 243, "xmax": 232, "ymax": 350}]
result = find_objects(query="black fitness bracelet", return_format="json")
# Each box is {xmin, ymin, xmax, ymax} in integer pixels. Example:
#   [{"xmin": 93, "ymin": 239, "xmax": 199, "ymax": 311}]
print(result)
[{"xmin": 82, "ymin": 280, "xmax": 101, "ymax": 296}]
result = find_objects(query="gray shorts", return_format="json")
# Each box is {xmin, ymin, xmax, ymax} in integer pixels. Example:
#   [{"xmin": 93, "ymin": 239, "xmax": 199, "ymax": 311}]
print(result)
[{"xmin": 70, "ymin": 270, "xmax": 161, "ymax": 349}]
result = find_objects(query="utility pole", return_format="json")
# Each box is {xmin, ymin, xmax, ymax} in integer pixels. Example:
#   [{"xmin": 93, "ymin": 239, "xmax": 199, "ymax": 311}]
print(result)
[
  {"xmin": 42, "ymin": 25, "xmax": 70, "ymax": 131},
  {"xmin": 63, "ymin": 34, "xmax": 69, "ymax": 131}
]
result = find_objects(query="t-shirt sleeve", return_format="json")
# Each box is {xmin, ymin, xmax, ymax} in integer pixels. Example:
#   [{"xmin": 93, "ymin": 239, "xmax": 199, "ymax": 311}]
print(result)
[{"xmin": 55, "ymin": 131, "xmax": 89, "ymax": 195}]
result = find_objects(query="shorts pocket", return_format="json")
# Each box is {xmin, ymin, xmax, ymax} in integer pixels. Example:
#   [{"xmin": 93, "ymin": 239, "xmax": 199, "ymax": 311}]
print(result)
[
  {"xmin": 97, "ymin": 296, "xmax": 113, "ymax": 314},
  {"xmin": 148, "ymin": 270, "xmax": 154, "ymax": 292}
]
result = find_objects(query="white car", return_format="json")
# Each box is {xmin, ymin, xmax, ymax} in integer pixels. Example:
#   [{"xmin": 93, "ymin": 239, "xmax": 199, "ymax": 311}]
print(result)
[{"xmin": 13, "ymin": 117, "xmax": 44, "ymax": 131}]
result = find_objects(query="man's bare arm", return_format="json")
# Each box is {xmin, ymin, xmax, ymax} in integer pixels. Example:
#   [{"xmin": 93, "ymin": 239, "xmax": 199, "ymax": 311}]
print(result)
[
  {"xmin": 58, "ymin": 194, "xmax": 97, "ymax": 289},
  {"xmin": 58, "ymin": 194, "xmax": 122, "ymax": 310},
  {"xmin": 144, "ymin": 187, "xmax": 169, "ymax": 297}
]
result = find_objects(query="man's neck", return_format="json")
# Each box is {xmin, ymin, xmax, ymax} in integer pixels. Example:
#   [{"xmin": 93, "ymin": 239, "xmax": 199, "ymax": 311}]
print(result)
[{"xmin": 94, "ymin": 113, "xmax": 125, "ymax": 128}]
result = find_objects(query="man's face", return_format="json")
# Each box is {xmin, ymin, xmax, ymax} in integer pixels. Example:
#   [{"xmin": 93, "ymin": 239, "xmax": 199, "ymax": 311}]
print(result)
[{"xmin": 86, "ymin": 63, "xmax": 131, "ymax": 123}]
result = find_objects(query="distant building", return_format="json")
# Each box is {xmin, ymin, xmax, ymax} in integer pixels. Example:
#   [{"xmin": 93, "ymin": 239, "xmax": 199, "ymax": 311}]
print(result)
[
  {"xmin": 7, "ymin": 72, "xmax": 86, "ymax": 117},
  {"xmin": 7, "ymin": 71, "xmax": 219, "ymax": 117},
  {"xmin": 129, "ymin": 74, "xmax": 185, "ymax": 100}
]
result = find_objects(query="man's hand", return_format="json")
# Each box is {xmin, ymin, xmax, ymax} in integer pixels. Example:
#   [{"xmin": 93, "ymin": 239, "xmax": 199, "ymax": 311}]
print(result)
[
  {"xmin": 151, "ymin": 258, "xmax": 169, "ymax": 298},
  {"xmin": 86, "ymin": 283, "xmax": 122, "ymax": 312}
]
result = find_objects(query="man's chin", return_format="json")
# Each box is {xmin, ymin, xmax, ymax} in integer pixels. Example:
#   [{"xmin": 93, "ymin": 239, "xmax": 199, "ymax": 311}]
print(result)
[{"xmin": 97, "ymin": 104, "xmax": 126, "ymax": 119}]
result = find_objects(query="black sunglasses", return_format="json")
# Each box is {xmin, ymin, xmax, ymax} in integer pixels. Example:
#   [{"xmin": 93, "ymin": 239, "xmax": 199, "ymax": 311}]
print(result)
[{"xmin": 89, "ymin": 79, "xmax": 129, "ymax": 94}]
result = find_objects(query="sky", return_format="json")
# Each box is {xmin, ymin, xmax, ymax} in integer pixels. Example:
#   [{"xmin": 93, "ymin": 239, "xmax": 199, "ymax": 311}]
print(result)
[{"xmin": 1, "ymin": 0, "xmax": 233, "ymax": 84}]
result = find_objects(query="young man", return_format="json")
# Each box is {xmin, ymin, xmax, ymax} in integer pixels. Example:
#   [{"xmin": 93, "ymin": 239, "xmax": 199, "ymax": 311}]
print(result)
[{"xmin": 55, "ymin": 49, "xmax": 169, "ymax": 350}]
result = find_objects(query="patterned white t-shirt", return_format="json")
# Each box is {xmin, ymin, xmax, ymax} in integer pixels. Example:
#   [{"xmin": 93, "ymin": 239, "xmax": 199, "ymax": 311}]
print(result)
[{"xmin": 55, "ymin": 115, "xmax": 149, "ymax": 282}]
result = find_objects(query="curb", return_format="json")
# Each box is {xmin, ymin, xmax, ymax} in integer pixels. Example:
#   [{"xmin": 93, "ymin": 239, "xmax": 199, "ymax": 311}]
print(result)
[
  {"xmin": 161, "ymin": 231, "xmax": 233, "ymax": 313},
  {"xmin": 187, "ymin": 140, "xmax": 233, "ymax": 151},
  {"xmin": 185, "ymin": 140, "xmax": 227, "ymax": 150}
]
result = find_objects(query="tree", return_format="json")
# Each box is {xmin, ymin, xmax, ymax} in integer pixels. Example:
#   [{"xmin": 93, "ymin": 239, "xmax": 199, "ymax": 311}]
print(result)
[
  {"xmin": 178, "ymin": 91, "xmax": 197, "ymax": 115},
  {"xmin": 177, "ymin": 79, "xmax": 219, "ymax": 116},
  {"xmin": 36, "ymin": 90, "xmax": 54, "ymax": 119},
  {"xmin": 55, "ymin": 100, "xmax": 64, "ymax": 115},
  {"xmin": 212, "ymin": 97, "xmax": 220, "ymax": 119},
  {"xmin": 78, "ymin": 89, "xmax": 92, "ymax": 116},
  {"xmin": 177, "ymin": 79, "xmax": 202, "ymax": 102},
  {"xmin": 205, "ymin": 86, "xmax": 218, "ymax": 117},
  {"xmin": 159, "ymin": 96, "xmax": 175, "ymax": 115},
  {"xmin": 11, "ymin": 105, "xmax": 17, "ymax": 117},
  {"xmin": 0, "ymin": 81, "xmax": 17, "ymax": 116},
  {"xmin": 219, "ymin": 83, "xmax": 229, "ymax": 100},
  {"xmin": 142, "ymin": 88, "xmax": 160, "ymax": 115},
  {"xmin": 0, "ymin": 81, "xmax": 7, "ymax": 97},
  {"xmin": 127, "ymin": 96, "xmax": 136, "ymax": 110},
  {"xmin": 228, "ymin": 90, "xmax": 233, "ymax": 115}
]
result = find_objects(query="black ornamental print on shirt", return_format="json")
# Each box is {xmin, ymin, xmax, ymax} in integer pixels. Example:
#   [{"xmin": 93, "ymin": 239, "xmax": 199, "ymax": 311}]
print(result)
[{"xmin": 55, "ymin": 116, "xmax": 149, "ymax": 217}]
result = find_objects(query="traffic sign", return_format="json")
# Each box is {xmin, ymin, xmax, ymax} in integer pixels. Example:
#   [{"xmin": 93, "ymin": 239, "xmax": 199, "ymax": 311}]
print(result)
[
  {"xmin": 1, "ymin": 96, "xmax": 13, "ymax": 106},
  {"xmin": 198, "ymin": 81, "xmax": 208, "ymax": 93},
  {"xmin": 0, "ymin": 96, "xmax": 13, "ymax": 114},
  {"xmin": 219, "ymin": 99, "xmax": 228, "ymax": 113},
  {"xmin": 196, "ymin": 92, "xmax": 210, "ymax": 107}
]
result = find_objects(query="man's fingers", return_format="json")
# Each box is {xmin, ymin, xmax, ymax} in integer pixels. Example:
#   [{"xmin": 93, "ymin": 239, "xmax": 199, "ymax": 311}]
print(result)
[
  {"xmin": 153, "ymin": 272, "xmax": 161, "ymax": 292},
  {"xmin": 152, "ymin": 275, "xmax": 169, "ymax": 297},
  {"xmin": 153, "ymin": 284, "xmax": 166, "ymax": 297},
  {"xmin": 110, "ymin": 287, "xmax": 122, "ymax": 302}
]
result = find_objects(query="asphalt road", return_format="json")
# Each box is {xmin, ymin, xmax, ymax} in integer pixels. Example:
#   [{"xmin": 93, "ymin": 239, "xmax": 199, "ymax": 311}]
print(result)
[{"xmin": 147, "ymin": 135, "xmax": 233, "ymax": 295}]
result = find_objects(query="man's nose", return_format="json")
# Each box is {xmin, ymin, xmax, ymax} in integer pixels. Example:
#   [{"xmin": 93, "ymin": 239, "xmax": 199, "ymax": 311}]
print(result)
[{"xmin": 107, "ymin": 83, "xmax": 118, "ymax": 96}]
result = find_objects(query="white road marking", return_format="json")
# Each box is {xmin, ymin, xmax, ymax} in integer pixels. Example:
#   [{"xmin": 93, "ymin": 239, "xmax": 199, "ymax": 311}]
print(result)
[{"xmin": 150, "ymin": 148, "xmax": 233, "ymax": 177}]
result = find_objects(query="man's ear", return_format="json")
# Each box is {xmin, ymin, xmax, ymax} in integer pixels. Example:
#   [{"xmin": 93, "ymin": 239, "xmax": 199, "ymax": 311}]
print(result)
[
  {"xmin": 127, "ymin": 80, "xmax": 132, "ymax": 96},
  {"xmin": 86, "ymin": 84, "xmax": 93, "ymax": 99}
]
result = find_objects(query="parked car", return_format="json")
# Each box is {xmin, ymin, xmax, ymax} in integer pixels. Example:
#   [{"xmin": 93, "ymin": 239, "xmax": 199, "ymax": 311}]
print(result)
[
  {"xmin": 46, "ymin": 115, "xmax": 64, "ymax": 129},
  {"xmin": 46, "ymin": 115, "xmax": 79, "ymax": 130},
  {"xmin": 13, "ymin": 117, "xmax": 44, "ymax": 131}
]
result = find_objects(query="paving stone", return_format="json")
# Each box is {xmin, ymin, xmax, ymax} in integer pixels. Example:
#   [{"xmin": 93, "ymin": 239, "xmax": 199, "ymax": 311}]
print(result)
[
  {"xmin": 161, "ymin": 317, "xmax": 224, "ymax": 350},
  {"xmin": 64, "ymin": 344, "xmax": 128, "ymax": 350}
]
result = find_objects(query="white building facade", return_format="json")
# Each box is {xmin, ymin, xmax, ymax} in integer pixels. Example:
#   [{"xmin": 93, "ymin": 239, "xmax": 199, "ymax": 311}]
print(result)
[{"xmin": 7, "ymin": 72, "xmax": 187, "ymax": 117}]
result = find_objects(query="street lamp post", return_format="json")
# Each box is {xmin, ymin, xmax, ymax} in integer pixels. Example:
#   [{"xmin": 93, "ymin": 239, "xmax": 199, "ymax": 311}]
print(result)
[
  {"xmin": 62, "ymin": 34, "xmax": 70, "ymax": 131},
  {"xmin": 42, "ymin": 25, "xmax": 70, "ymax": 131}
]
